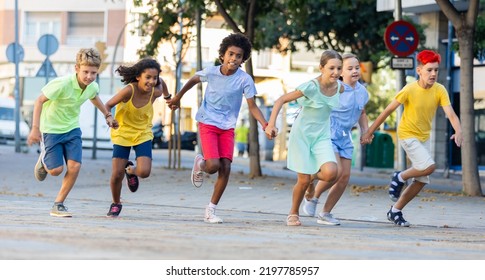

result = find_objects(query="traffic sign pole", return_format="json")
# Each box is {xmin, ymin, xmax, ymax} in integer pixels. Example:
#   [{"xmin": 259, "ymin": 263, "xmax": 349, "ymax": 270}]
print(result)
[
  {"xmin": 14, "ymin": 0, "xmax": 21, "ymax": 153},
  {"xmin": 392, "ymin": 0, "xmax": 407, "ymax": 171}
]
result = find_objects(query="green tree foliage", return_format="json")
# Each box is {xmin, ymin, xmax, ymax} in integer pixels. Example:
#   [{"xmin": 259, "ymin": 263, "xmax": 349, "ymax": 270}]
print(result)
[
  {"xmin": 133, "ymin": 0, "xmax": 209, "ymax": 57},
  {"xmin": 366, "ymin": 66, "xmax": 397, "ymax": 129},
  {"xmin": 134, "ymin": 0, "xmax": 399, "ymax": 65},
  {"xmin": 476, "ymin": 14, "xmax": 485, "ymax": 60}
]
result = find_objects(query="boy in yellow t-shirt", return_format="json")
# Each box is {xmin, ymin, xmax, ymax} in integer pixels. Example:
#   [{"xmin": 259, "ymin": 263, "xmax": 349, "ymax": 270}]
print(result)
[
  {"xmin": 362, "ymin": 50, "xmax": 462, "ymax": 227},
  {"xmin": 234, "ymin": 119, "xmax": 249, "ymax": 157}
]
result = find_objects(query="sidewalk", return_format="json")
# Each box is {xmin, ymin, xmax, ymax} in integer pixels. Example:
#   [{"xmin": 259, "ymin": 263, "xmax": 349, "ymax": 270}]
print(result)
[{"xmin": 1, "ymin": 145, "xmax": 485, "ymax": 260}]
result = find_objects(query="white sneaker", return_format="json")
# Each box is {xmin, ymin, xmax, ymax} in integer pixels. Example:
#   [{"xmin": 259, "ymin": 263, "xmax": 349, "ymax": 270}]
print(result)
[
  {"xmin": 317, "ymin": 212, "xmax": 340, "ymax": 226},
  {"xmin": 204, "ymin": 206, "xmax": 223, "ymax": 223},
  {"xmin": 191, "ymin": 154, "xmax": 204, "ymax": 188},
  {"xmin": 302, "ymin": 198, "xmax": 317, "ymax": 217}
]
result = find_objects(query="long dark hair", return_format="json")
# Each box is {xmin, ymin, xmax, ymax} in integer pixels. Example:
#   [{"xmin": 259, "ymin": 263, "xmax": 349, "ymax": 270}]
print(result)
[{"xmin": 116, "ymin": 57, "xmax": 161, "ymax": 86}]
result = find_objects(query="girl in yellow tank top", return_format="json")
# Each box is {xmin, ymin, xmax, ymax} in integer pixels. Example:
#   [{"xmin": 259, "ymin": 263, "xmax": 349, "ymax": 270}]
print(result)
[{"xmin": 104, "ymin": 58, "xmax": 172, "ymax": 217}]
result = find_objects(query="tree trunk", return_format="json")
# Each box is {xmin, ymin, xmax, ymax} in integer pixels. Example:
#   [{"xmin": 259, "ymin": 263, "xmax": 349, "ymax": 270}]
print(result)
[
  {"xmin": 435, "ymin": 0, "xmax": 482, "ymax": 196},
  {"xmin": 457, "ymin": 29, "xmax": 483, "ymax": 196}
]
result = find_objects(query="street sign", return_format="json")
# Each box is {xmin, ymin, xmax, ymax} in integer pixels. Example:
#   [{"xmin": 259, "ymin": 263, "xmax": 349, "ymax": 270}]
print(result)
[
  {"xmin": 6, "ymin": 42, "xmax": 24, "ymax": 63},
  {"xmin": 391, "ymin": 57, "xmax": 414, "ymax": 69},
  {"xmin": 36, "ymin": 59, "xmax": 57, "ymax": 78},
  {"xmin": 384, "ymin": 20, "xmax": 419, "ymax": 57},
  {"xmin": 37, "ymin": 34, "xmax": 58, "ymax": 56}
]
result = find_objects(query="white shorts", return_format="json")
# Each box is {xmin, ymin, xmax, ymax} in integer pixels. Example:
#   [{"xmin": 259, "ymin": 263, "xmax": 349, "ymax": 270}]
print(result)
[{"xmin": 400, "ymin": 138, "xmax": 435, "ymax": 184}]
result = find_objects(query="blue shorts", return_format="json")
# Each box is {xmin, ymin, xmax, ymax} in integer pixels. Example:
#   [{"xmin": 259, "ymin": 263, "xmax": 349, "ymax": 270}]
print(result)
[
  {"xmin": 112, "ymin": 140, "xmax": 152, "ymax": 160},
  {"xmin": 42, "ymin": 128, "xmax": 83, "ymax": 169},
  {"xmin": 332, "ymin": 132, "xmax": 354, "ymax": 160},
  {"xmin": 236, "ymin": 142, "xmax": 247, "ymax": 153}
]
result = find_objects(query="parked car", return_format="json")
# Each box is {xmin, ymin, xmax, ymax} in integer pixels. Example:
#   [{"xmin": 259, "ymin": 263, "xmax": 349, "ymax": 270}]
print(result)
[
  {"xmin": 151, "ymin": 124, "xmax": 197, "ymax": 151},
  {"xmin": 0, "ymin": 97, "xmax": 30, "ymax": 147},
  {"xmin": 79, "ymin": 94, "xmax": 113, "ymax": 150}
]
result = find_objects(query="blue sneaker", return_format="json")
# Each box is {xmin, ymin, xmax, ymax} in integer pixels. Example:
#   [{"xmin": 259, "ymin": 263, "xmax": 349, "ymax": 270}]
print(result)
[
  {"xmin": 389, "ymin": 171, "xmax": 404, "ymax": 202},
  {"xmin": 387, "ymin": 207, "xmax": 410, "ymax": 227}
]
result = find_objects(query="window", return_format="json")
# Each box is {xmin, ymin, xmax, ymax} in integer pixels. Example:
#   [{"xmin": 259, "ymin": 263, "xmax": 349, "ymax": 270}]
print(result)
[
  {"xmin": 23, "ymin": 12, "xmax": 61, "ymax": 46},
  {"xmin": 66, "ymin": 12, "xmax": 104, "ymax": 46}
]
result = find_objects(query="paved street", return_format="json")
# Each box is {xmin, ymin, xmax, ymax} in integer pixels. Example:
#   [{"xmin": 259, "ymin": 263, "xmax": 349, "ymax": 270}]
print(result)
[
  {"xmin": 1, "ymin": 144, "xmax": 485, "ymax": 279},
  {"xmin": 1, "ymin": 143, "xmax": 484, "ymax": 260}
]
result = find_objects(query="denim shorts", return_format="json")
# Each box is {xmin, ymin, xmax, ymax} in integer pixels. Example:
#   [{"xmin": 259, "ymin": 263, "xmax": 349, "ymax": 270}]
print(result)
[
  {"xmin": 42, "ymin": 128, "xmax": 83, "ymax": 169},
  {"xmin": 112, "ymin": 140, "xmax": 152, "ymax": 160}
]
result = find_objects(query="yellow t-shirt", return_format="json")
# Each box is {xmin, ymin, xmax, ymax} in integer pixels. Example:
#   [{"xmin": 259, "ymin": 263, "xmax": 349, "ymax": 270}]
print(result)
[
  {"xmin": 111, "ymin": 84, "xmax": 154, "ymax": 146},
  {"xmin": 395, "ymin": 81, "xmax": 451, "ymax": 142}
]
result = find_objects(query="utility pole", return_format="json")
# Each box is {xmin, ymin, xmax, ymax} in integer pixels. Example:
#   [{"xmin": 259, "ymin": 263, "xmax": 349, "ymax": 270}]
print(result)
[
  {"xmin": 14, "ymin": 0, "xmax": 21, "ymax": 153},
  {"xmin": 394, "ymin": 0, "xmax": 407, "ymax": 171}
]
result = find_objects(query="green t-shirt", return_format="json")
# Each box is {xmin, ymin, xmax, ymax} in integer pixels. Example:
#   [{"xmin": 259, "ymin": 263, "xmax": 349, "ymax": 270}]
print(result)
[
  {"xmin": 235, "ymin": 125, "xmax": 249, "ymax": 143},
  {"xmin": 40, "ymin": 74, "xmax": 98, "ymax": 133}
]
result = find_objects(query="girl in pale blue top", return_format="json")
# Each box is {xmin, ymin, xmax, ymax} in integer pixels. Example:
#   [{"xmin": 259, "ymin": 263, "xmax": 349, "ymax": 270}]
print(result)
[
  {"xmin": 303, "ymin": 53, "xmax": 372, "ymax": 226},
  {"xmin": 265, "ymin": 50, "xmax": 344, "ymax": 226}
]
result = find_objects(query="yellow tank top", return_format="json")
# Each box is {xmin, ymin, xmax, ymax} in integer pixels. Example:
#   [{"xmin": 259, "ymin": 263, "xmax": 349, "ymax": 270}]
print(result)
[{"xmin": 111, "ymin": 84, "xmax": 154, "ymax": 146}]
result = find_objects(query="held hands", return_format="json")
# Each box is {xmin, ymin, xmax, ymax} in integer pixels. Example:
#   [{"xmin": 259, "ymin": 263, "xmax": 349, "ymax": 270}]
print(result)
[
  {"xmin": 166, "ymin": 96, "xmax": 180, "ymax": 111},
  {"xmin": 360, "ymin": 130, "xmax": 374, "ymax": 145},
  {"xmin": 264, "ymin": 124, "xmax": 278, "ymax": 140},
  {"xmin": 105, "ymin": 115, "xmax": 119, "ymax": 129}
]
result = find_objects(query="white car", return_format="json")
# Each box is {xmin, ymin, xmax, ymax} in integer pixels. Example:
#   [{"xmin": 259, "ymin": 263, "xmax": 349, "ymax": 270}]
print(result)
[
  {"xmin": 79, "ymin": 94, "xmax": 113, "ymax": 150},
  {"xmin": 0, "ymin": 97, "xmax": 30, "ymax": 146}
]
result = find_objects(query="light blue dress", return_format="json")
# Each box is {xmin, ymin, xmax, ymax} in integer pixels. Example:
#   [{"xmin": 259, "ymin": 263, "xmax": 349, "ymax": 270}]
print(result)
[{"xmin": 287, "ymin": 79, "xmax": 341, "ymax": 174}]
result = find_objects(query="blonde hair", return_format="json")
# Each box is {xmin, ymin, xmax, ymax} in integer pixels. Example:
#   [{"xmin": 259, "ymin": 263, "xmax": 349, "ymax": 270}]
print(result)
[
  {"xmin": 76, "ymin": 48, "xmax": 101, "ymax": 68},
  {"xmin": 342, "ymin": 53, "xmax": 359, "ymax": 62}
]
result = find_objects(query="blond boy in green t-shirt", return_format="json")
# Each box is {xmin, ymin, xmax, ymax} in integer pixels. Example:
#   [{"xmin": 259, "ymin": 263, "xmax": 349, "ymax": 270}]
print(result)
[{"xmin": 27, "ymin": 48, "xmax": 118, "ymax": 217}]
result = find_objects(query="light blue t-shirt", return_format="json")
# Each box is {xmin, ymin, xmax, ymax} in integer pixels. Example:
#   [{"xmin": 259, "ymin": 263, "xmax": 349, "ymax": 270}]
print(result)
[
  {"xmin": 330, "ymin": 81, "xmax": 369, "ymax": 138},
  {"xmin": 195, "ymin": 66, "xmax": 257, "ymax": 130}
]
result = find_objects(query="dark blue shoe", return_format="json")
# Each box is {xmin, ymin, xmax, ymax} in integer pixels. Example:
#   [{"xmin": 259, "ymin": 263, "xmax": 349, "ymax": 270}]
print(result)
[
  {"xmin": 389, "ymin": 171, "xmax": 404, "ymax": 202},
  {"xmin": 387, "ymin": 207, "xmax": 410, "ymax": 227}
]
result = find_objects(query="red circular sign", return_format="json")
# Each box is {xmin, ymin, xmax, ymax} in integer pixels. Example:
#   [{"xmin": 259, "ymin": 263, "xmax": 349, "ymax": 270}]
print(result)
[{"xmin": 384, "ymin": 20, "xmax": 419, "ymax": 57}]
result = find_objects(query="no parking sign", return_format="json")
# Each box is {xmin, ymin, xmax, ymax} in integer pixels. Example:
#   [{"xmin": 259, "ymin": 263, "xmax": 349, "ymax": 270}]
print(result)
[{"xmin": 384, "ymin": 20, "xmax": 419, "ymax": 57}]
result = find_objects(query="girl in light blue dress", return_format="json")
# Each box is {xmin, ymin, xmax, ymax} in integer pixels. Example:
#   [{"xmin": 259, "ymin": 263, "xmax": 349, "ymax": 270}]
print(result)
[
  {"xmin": 303, "ymin": 53, "xmax": 371, "ymax": 226},
  {"xmin": 265, "ymin": 50, "xmax": 344, "ymax": 226}
]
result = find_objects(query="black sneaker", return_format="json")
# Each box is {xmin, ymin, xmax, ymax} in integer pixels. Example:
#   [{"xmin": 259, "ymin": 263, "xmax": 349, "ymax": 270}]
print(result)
[
  {"xmin": 387, "ymin": 207, "xmax": 410, "ymax": 227},
  {"xmin": 107, "ymin": 203, "xmax": 123, "ymax": 217},
  {"xmin": 125, "ymin": 161, "xmax": 139, "ymax": 192},
  {"xmin": 389, "ymin": 171, "xmax": 405, "ymax": 202}
]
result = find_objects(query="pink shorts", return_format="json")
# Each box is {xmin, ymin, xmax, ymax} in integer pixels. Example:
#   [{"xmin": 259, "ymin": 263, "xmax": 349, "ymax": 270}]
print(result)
[{"xmin": 199, "ymin": 122, "xmax": 235, "ymax": 161}]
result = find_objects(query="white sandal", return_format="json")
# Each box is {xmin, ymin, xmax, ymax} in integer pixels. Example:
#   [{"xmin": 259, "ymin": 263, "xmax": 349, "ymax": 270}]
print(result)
[{"xmin": 287, "ymin": 214, "xmax": 301, "ymax": 226}]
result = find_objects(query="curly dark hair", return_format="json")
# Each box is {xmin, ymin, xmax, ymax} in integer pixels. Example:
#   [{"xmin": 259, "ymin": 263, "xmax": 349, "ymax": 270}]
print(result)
[
  {"xmin": 218, "ymin": 33, "xmax": 252, "ymax": 64},
  {"xmin": 116, "ymin": 57, "xmax": 161, "ymax": 86}
]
